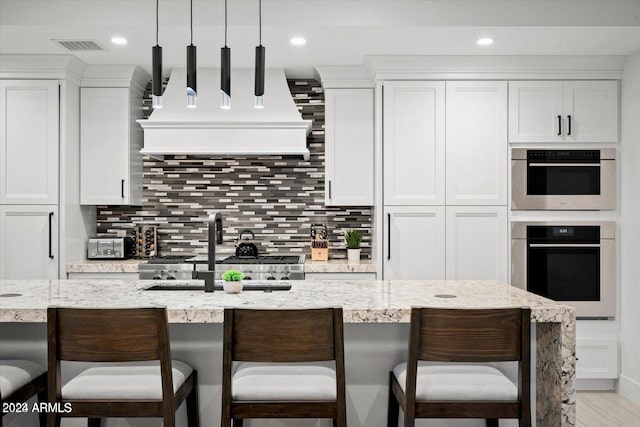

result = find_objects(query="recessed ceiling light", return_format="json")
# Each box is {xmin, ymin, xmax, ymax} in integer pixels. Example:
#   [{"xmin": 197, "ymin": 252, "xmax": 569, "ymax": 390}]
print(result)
[
  {"xmin": 111, "ymin": 36, "xmax": 128, "ymax": 45},
  {"xmin": 476, "ymin": 37, "xmax": 494, "ymax": 46},
  {"xmin": 290, "ymin": 37, "xmax": 306, "ymax": 46}
]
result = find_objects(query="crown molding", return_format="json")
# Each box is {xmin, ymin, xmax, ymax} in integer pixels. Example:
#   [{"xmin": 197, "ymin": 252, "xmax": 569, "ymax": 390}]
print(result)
[
  {"xmin": 364, "ymin": 55, "xmax": 626, "ymax": 80},
  {"xmin": 0, "ymin": 54, "xmax": 86, "ymax": 85}
]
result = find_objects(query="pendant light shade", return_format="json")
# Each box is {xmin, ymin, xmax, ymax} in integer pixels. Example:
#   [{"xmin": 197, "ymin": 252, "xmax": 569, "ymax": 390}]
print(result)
[
  {"xmin": 220, "ymin": 0, "xmax": 231, "ymax": 109},
  {"xmin": 186, "ymin": 0, "xmax": 197, "ymax": 108},
  {"xmin": 186, "ymin": 44, "xmax": 197, "ymax": 108},
  {"xmin": 254, "ymin": 0, "xmax": 265, "ymax": 108},
  {"xmin": 151, "ymin": 0, "xmax": 163, "ymax": 109},
  {"xmin": 254, "ymin": 45, "xmax": 265, "ymax": 108}
]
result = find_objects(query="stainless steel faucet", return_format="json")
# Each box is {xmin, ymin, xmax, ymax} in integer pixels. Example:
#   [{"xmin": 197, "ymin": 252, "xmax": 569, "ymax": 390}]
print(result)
[{"xmin": 192, "ymin": 212, "xmax": 223, "ymax": 292}]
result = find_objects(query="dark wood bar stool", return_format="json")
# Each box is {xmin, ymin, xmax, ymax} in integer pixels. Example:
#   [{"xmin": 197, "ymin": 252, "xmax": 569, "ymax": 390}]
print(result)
[
  {"xmin": 47, "ymin": 307, "xmax": 200, "ymax": 427},
  {"xmin": 388, "ymin": 307, "xmax": 531, "ymax": 427},
  {"xmin": 0, "ymin": 360, "xmax": 47, "ymax": 427},
  {"xmin": 221, "ymin": 307, "xmax": 347, "ymax": 427}
]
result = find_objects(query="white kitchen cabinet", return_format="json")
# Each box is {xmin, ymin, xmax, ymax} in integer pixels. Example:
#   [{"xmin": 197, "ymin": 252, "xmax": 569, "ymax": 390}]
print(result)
[
  {"xmin": 383, "ymin": 206, "xmax": 446, "ymax": 280},
  {"xmin": 0, "ymin": 80, "xmax": 59, "ymax": 205},
  {"xmin": 383, "ymin": 81, "xmax": 445, "ymax": 205},
  {"xmin": 508, "ymin": 80, "xmax": 618, "ymax": 143},
  {"xmin": 80, "ymin": 86, "xmax": 143, "ymax": 205},
  {"xmin": 0, "ymin": 205, "xmax": 59, "ymax": 279},
  {"xmin": 445, "ymin": 81, "xmax": 508, "ymax": 205},
  {"xmin": 324, "ymin": 88, "xmax": 374, "ymax": 206},
  {"xmin": 576, "ymin": 339, "xmax": 619, "ymax": 379},
  {"xmin": 563, "ymin": 81, "xmax": 619, "ymax": 143},
  {"xmin": 445, "ymin": 206, "xmax": 508, "ymax": 282}
]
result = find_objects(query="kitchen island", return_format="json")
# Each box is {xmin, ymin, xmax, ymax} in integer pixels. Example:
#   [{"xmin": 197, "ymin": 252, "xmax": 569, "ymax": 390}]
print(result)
[{"xmin": 0, "ymin": 279, "xmax": 575, "ymax": 427}]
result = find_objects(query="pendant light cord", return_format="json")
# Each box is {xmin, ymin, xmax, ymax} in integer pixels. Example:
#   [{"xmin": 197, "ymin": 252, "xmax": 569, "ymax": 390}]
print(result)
[
  {"xmin": 155, "ymin": 0, "xmax": 159, "ymax": 45},
  {"xmin": 190, "ymin": 0, "xmax": 193, "ymax": 45},
  {"xmin": 259, "ymin": 0, "xmax": 262, "ymax": 45},
  {"xmin": 224, "ymin": 0, "xmax": 228, "ymax": 46}
]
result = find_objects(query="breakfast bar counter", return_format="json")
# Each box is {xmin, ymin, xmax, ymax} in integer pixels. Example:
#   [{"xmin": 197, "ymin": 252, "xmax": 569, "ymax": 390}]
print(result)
[{"xmin": 0, "ymin": 279, "xmax": 575, "ymax": 427}]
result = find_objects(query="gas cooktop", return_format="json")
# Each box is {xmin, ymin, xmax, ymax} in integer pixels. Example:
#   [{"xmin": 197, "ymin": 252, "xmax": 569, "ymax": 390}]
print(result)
[
  {"xmin": 139, "ymin": 254, "xmax": 305, "ymax": 281},
  {"xmin": 192, "ymin": 255, "xmax": 302, "ymax": 265}
]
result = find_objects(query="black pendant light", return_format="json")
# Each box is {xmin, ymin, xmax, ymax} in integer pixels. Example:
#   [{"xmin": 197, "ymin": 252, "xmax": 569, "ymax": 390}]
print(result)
[
  {"xmin": 254, "ymin": 0, "xmax": 265, "ymax": 108},
  {"xmin": 186, "ymin": 0, "xmax": 197, "ymax": 108},
  {"xmin": 220, "ymin": 0, "xmax": 231, "ymax": 109},
  {"xmin": 152, "ymin": 0, "xmax": 163, "ymax": 109}
]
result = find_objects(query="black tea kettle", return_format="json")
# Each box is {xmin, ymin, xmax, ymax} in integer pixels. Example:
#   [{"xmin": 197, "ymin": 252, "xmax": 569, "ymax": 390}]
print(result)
[{"xmin": 235, "ymin": 230, "xmax": 259, "ymax": 257}]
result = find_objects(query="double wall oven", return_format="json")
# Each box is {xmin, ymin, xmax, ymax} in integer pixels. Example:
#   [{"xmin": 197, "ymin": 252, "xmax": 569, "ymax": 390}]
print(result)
[{"xmin": 510, "ymin": 148, "xmax": 617, "ymax": 318}]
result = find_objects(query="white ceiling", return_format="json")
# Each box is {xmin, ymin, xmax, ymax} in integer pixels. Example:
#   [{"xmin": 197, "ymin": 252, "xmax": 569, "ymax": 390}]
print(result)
[{"xmin": 1, "ymin": 0, "xmax": 640, "ymax": 77}]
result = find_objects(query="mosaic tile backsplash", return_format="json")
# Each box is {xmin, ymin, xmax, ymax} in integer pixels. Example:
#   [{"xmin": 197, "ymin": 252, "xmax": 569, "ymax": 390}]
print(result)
[{"xmin": 96, "ymin": 79, "xmax": 373, "ymax": 258}]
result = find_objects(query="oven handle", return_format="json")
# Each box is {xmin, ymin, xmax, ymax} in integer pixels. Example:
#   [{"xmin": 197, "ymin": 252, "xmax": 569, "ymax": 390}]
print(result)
[
  {"xmin": 529, "ymin": 243, "xmax": 601, "ymax": 248},
  {"xmin": 528, "ymin": 163, "xmax": 601, "ymax": 167}
]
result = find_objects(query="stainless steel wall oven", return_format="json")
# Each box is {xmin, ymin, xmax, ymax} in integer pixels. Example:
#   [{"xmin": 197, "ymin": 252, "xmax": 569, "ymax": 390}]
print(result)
[
  {"xmin": 511, "ymin": 221, "xmax": 615, "ymax": 318},
  {"xmin": 512, "ymin": 148, "xmax": 616, "ymax": 210}
]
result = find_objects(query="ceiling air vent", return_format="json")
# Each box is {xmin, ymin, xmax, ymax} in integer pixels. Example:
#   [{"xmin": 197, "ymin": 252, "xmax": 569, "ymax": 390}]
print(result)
[{"xmin": 53, "ymin": 40, "xmax": 106, "ymax": 51}]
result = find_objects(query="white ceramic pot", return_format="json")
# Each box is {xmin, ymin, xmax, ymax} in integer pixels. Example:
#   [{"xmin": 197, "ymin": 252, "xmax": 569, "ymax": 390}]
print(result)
[
  {"xmin": 222, "ymin": 280, "xmax": 243, "ymax": 294},
  {"xmin": 347, "ymin": 248, "xmax": 361, "ymax": 264}
]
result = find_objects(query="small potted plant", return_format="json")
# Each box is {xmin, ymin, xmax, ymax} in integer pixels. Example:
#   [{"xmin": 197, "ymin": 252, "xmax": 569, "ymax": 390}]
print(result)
[
  {"xmin": 344, "ymin": 229, "xmax": 363, "ymax": 264},
  {"xmin": 221, "ymin": 270, "xmax": 244, "ymax": 294}
]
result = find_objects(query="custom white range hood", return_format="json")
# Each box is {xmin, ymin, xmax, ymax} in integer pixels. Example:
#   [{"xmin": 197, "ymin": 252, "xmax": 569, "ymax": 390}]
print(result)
[{"xmin": 138, "ymin": 68, "xmax": 312, "ymax": 160}]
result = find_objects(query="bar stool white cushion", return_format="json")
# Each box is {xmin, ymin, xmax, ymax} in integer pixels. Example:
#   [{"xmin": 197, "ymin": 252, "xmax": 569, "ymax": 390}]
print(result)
[
  {"xmin": 61, "ymin": 360, "xmax": 192, "ymax": 400},
  {"xmin": 232, "ymin": 362, "xmax": 337, "ymax": 401},
  {"xmin": 392, "ymin": 362, "xmax": 518, "ymax": 401},
  {"xmin": 0, "ymin": 360, "xmax": 45, "ymax": 397}
]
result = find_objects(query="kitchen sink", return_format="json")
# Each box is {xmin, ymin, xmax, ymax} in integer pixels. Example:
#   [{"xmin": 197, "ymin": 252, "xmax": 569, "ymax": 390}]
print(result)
[{"xmin": 144, "ymin": 282, "xmax": 292, "ymax": 292}]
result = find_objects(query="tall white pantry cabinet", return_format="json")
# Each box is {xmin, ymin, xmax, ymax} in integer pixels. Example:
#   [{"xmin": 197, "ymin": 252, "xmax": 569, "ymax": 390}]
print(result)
[
  {"xmin": 0, "ymin": 55, "xmax": 93, "ymax": 280},
  {"xmin": 0, "ymin": 80, "xmax": 60, "ymax": 279},
  {"xmin": 382, "ymin": 81, "xmax": 508, "ymax": 281}
]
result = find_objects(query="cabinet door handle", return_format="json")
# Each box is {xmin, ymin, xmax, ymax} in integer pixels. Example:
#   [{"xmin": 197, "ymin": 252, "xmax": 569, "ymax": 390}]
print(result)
[
  {"xmin": 328, "ymin": 180, "xmax": 332, "ymax": 200},
  {"xmin": 387, "ymin": 213, "xmax": 391, "ymax": 260},
  {"xmin": 121, "ymin": 179, "xmax": 125, "ymax": 198},
  {"xmin": 567, "ymin": 115, "xmax": 572, "ymax": 136},
  {"xmin": 557, "ymin": 115, "xmax": 562, "ymax": 136},
  {"xmin": 48, "ymin": 212, "xmax": 54, "ymax": 259}
]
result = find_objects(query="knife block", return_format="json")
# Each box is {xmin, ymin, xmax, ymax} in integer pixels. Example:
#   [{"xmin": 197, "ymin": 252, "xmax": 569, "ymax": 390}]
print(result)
[{"xmin": 311, "ymin": 239, "xmax": 329, "ymax": 261}]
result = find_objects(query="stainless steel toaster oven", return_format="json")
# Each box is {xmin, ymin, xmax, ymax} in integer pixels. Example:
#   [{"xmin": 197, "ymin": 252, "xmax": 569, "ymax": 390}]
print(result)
[{"xmin": 87, "ymin": 237, "xmax": 135, "ymax": 260}]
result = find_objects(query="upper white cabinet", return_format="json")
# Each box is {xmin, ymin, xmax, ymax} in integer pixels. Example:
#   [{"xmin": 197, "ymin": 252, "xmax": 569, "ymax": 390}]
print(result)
[
  {"xmin": 0, "ymin": 80, "xmax": 59, "ymax": 205},
  {"xmin": 383, "ymin": 81, "xmax": 445, "ymax": 205},
  {"xmin": 383, "ymin": 206, "xmax": 446, "ymax": 280},
  {"xmin": 563, "ymin": 81, "xmax": 619, "ymax": 143},
  {"xmin": 446, "ymin": 81, "xmax": 507, "ymax": 205},
  {"xmin": 0, "ymin": 205, "xmax": 59, "ymax": 279},
  {"xmin": 324, "ymin": 88, "xmax": 374, "ymax": 206},
  {"xmin": 80, "ymin": 66, "xmax": 148, "ymax": 205},
  {"xmin": 509, "ymin": 80, "xmax": 618, "ymax": 143}
]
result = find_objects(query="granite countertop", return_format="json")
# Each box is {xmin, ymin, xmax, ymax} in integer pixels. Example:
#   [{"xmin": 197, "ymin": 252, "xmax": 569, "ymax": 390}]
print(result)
[
  {"xmin": 0, "ymin": 279, "xmax": 572, "ymax": 324},
  {"xmin": 66, "ymin": 259, "xmax": 147, "ymax": 273},
  {"xmin": 67, "ymin": 259, "xmax": 376, "ymax": 274},
  {"xmin": 304, "ymin": 259, "xmax": 376, "ymax": 273}
]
